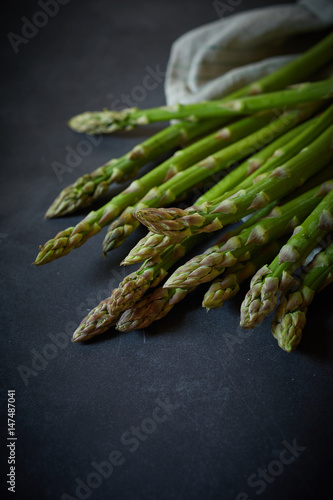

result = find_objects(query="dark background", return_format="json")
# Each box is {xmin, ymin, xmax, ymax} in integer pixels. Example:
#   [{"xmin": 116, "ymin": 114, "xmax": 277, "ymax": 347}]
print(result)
[{"xmin": 1, "ymin": 1, "xmax": 333, "ymax": 499}]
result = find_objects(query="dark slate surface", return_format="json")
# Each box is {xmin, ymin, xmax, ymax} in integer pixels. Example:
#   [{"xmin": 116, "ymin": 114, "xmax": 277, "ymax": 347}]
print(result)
[{"xmin": 1, "ymin": 1, "xmax": 332, "ymax": 499}]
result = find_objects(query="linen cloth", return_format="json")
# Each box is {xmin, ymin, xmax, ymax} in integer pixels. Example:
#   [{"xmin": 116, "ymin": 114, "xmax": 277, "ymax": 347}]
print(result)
[{"xmin": 165, "ymin": 0, "xmax": 333, "ymax": 105}]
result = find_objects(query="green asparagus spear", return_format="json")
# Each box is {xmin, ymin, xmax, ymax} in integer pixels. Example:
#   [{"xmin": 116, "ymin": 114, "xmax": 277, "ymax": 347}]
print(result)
[
  {"xmin": 121, "ymin": 201, "xmax": 279, "ymax": 268},
  {"xmin": 271, "ymin": 242, "xmax": 333, "ymax": 352},
  {"xmin": 68, "ymin": 78, "xmax": 333, "ymax": 130},
  {"xmin": 240, "ymin": 184, "xmax": 333, "ymax": 329}
]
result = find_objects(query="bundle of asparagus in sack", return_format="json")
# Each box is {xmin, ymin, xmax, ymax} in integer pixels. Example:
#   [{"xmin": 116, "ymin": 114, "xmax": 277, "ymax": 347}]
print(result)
[{"xmin": 35, "ymin": 32, "xmax": 333, "ymax": 352}]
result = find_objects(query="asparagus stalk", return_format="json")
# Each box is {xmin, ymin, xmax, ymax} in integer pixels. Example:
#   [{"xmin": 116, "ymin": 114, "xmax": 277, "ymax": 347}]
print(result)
[
  {"xmin": 35, "ymin": 109, "xmax": 301, "ymax": 266},
  {"xmin": 271, "ymin": 242, "xmax": 333, "ymax": 352},
  {"xmin": 240, "ymin": 184, "xmax": 333, "ymax": 329},
  {"xmin": 134, "ymin": 125, "xmax": 333, "ymax": 240},
  {"xmin": 163, "ymin": 180, "xmax": 332, "ymax": 289},
  {"xmin": 240, "ymin": 32, "xmax": 333, "ymax": 94},
  {"xmin": 45, "ymin": 118, "xmax": 228, "ymax": 218},
  {"xmin": 202, "ymin": 239, "xmax": 286, "ymax": 310},
  {"xmin": 72, "ymin": 233, "xmax": 205, "ymax": 342},
  {"xmin": 68, "ymin": 78, "xmax": 333, "ymax": 130}
]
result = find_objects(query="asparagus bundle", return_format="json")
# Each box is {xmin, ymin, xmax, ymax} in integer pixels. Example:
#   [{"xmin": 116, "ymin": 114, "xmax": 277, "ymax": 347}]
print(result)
[
  {"xmin": 270, "ymin": 242, "xmax": 333, "ymax": 352},
  {"xmin": 240, "ymin": 183, "xmax": 333, "ymax": 329},
  {"xmin": 34, "ymin": 31, "xmax": 333, "ymax": 351},
  {"xmin": 115, "ymin": 179, "xmax": 331, "ymax": 331}
]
